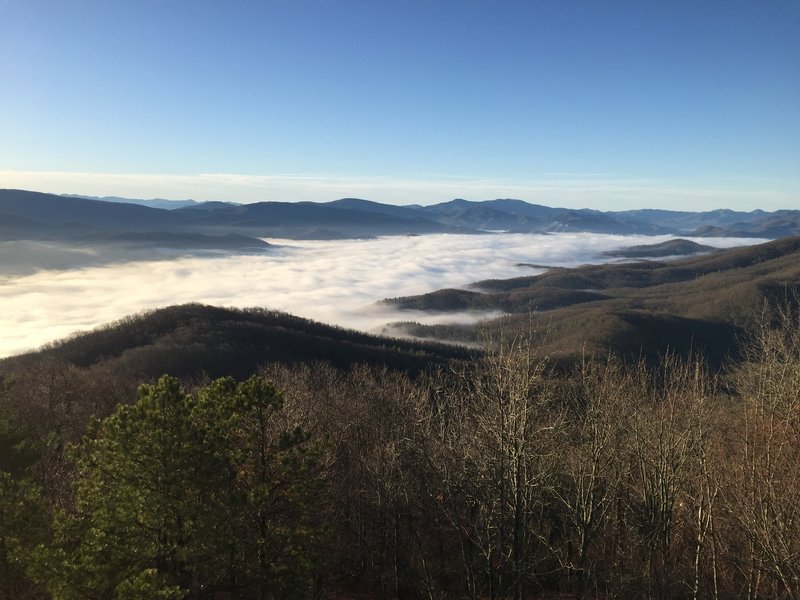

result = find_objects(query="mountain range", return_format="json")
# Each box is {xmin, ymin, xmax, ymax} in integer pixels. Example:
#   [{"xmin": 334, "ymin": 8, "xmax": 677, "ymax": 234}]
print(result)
[
  {"xmin": 2, "ymin": 187, "xmax": 798, "ymax": 277},
  {"xmin": 2, "ymin": 189, "xmax": 799, "ymax": 244}
]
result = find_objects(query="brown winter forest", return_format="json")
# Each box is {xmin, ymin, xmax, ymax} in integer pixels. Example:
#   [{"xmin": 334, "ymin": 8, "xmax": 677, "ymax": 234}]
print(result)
[{"xmin": 1, "ymin": 255, "xmax": 800, "ymax": 599}]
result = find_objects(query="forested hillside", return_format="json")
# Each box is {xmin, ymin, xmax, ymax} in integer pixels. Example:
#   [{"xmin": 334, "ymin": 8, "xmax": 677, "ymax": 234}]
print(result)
[
  {"xmin": 1, "ymin": 299, "xmax": 799, "ymax": 598},
  {"xmin": 388, "ymin": 236, "xmax": 800, "ymax": 368},
  {"xmin": 2, "ymin": 304, "xmax": 470, "ymax": 381}
]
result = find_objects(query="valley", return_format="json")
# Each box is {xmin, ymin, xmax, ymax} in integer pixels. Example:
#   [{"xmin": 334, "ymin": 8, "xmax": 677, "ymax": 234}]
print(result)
[
  {"xmin": 3, "ymin": 188, "xmax": 792, "ymax": 360},
  {"xmin": 0, "ymin": 200, "xmax": 768, "ymax": 358}
]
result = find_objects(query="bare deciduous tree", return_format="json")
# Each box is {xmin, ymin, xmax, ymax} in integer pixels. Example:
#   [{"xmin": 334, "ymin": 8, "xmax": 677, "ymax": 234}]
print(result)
[
  {"xmin": 728, "ymin": 306, "xmax": 800, "ymax": 600},
  {"xmin": 419, "ymin": 330, "xmax": 563, "ymax": 599}
]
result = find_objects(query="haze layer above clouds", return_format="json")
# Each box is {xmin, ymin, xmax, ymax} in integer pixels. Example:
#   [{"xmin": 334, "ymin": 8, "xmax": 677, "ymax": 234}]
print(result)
[{"xmin": 0, "ymin": 233, "xmax": 765, "ymax": 357}]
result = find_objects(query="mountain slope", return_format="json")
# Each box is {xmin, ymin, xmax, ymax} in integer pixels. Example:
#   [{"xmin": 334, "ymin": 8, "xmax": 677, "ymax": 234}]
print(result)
[
  {"xmin": 386, "ymin": 237, "xmax": 800, "ymax": 366},
  {"xmin": 0, "ymin": 189, "xmax": 177, "ymax": 231},
  {"xmin": 419, "ymin": 198, "xmax": 539, "ymax": 231},
  {"xmin": 0, "ymin": 304, "xmax": 473, "ymax": 382}
]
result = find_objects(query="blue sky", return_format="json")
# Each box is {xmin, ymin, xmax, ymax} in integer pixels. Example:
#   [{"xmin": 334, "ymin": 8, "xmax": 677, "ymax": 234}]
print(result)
[{"xmin": 1, "ymin": 0, "xmax": 798, "ymax": 210}]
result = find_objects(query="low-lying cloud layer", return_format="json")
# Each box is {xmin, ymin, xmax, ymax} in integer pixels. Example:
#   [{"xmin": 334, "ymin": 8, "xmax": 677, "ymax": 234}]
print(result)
[{"xmin": 0, "ymin": 233, "xmax": 765, "ymax": 357}]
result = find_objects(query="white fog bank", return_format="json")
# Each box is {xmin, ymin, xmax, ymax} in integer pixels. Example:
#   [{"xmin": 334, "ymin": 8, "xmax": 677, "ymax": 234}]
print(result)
[{"xmin": 0, "ymin": 233, "xmax": 766, "ymax": 358}]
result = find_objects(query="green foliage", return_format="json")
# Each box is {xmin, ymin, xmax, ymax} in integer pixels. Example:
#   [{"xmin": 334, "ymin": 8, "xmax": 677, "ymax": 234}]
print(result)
[
  {"xmin": 0, "ymin": 410, "xmax": 39, "ymax": 479},
  {"xmin": 114, "ymin": 569, "xmax": 186, "ymax": 600},
  {"xmin": 0, "ymin": 472, "xmax": 48, "ymax": 600},
  {"xmin": 0, "ymin": 379, "xmax": 47, "ymax": 600},
  {"xmin": 34, "ymin": 375, "xmax": 327, "ymax": 600}
]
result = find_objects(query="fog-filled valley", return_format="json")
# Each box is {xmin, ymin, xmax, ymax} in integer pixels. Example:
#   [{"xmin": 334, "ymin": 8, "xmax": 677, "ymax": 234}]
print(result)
[{"xmin": 0, "ymin": 231, "xmax": 765, "ymax": 357}]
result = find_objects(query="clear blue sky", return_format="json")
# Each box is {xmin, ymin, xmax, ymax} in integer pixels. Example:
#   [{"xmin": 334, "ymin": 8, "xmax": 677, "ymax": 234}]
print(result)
[{"xmin": 1, "ymin": 0, "xmax": 798, "ymax": 210}]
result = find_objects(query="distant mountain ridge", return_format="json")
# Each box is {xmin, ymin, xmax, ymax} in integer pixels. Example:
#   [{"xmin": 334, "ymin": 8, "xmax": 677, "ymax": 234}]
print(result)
[
  {"xmin": 2, "ymin": 189, "xmax": 799, "ymax": 243},
  {"xmin": 62, "ymin": 193, "xmax": 204, "ymax": 210}
]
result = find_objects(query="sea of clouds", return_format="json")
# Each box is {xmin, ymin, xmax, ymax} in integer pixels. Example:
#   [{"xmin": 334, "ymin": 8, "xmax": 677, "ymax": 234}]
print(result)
[{"xmin": 0, "ymin": 233, "xmax": 767, "ymax": 358}]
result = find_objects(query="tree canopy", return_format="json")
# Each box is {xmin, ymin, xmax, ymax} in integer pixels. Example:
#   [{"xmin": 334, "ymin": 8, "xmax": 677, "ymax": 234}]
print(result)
[{"xmin": 32, "ymin": 375, "xmax": 326, "ymax": 600}]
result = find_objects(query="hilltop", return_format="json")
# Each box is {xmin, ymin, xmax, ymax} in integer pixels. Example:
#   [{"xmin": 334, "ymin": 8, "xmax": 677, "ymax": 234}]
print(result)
[
  {"xmin": 0, "ymin": 303, "xmax": 472, "ymax": 383},
  {"xmin": 603, "ymin": 238, "xmax": 717, "ymax": 258}
]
